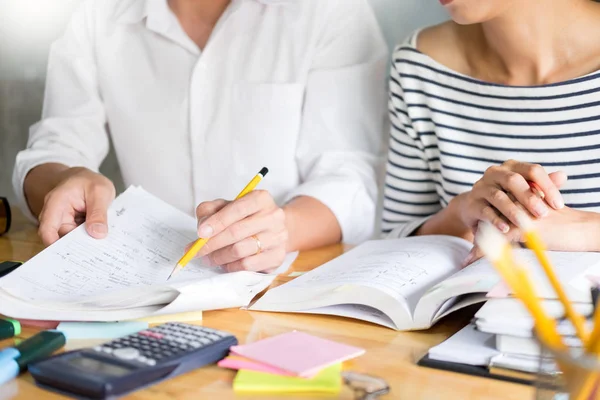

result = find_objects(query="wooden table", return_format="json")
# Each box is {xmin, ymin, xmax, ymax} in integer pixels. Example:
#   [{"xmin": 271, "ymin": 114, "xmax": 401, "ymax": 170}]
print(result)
[{"xmin": 0, "ymin": 209, "xmax": 533, "ymax": 400}]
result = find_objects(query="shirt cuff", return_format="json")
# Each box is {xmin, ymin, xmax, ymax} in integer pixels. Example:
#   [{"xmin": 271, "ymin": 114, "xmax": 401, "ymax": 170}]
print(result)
[
  {"xmin": 384, "ymin": 216, "xmax": 432, "ymax": 239},
  {"xmin": 283, "ymin": 177, "xmax": 375, "ymax": 244},
  {"xmin": 12, "ymin": 152, "xmax": 98, "ymax": 225}
]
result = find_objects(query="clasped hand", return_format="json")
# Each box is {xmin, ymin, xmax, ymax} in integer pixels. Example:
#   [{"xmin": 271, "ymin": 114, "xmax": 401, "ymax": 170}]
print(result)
[{"xmin": 455, "ymin": 160, "xmax": 600, "ymax": 265}]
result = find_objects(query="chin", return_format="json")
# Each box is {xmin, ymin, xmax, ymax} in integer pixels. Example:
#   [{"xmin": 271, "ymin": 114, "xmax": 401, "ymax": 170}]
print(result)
[{"xmin": 443, "ymin": 0, "xmax": 515, "ymax": 25}]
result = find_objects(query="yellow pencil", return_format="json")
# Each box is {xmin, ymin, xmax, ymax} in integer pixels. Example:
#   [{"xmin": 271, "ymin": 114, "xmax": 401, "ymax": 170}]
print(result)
[
  {"xmin": 515, "ymin": 212, "xmax": 589, "ymax": 343},
  {"xmin": 167, "ymin": 167, "xmax": 269, "ymax": 280},
  {"xmin": 475, "ymin": 222, "xmax": 566, "ymax": 350}
]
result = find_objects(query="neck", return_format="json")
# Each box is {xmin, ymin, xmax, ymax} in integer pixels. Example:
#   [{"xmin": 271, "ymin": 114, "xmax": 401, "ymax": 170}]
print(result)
[
  {"xmin": 477, "ymin": 0, "xmax": 592, "ymax": 85},
  {"xmin": 168, "ymin": 0, "xmax": 231, "ymax": 27}
]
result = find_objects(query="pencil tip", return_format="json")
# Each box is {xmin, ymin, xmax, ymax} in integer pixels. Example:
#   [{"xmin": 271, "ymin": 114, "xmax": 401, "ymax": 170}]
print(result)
[{"xmin": 167, "ymin": 264, "xmax": 182, "ymax": 281}]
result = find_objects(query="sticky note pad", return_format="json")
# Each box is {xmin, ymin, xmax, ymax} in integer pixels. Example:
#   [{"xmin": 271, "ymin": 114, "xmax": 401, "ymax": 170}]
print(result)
[
  {"xmin": 233, "ymin": 363, "xmax": 342, "ymax": 394},
  {"xmin": 57, "ymin": 321, "xmax": 148, "ymax": 340},
  {"xmin": 218, "ymin": 355, "xmax": 296, "ymax": 376},
  {"xmin": 230, "ymin": 331, "xmax": 365, "ymax": 378}
]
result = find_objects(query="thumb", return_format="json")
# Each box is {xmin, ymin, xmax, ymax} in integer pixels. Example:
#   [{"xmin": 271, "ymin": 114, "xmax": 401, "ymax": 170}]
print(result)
[
  {"xmin": 549, "ymin": 171, "xmax": 568, "ymax": 189},
  {"xmin": 84, "ymin": 188, "xmax": 113, "ymax": 239}
]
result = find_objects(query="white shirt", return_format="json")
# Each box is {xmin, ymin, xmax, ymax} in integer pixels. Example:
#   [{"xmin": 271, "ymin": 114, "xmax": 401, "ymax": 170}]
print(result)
[{"xmin": 12, "ymin": 0, "xmax": 388, "ymax": 243}]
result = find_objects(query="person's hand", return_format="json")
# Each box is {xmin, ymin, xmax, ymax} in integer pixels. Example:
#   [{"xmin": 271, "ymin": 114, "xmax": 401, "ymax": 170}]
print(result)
[
  {"xmin": 37, "ymin": 167, "xmax": 115, "ymax": 246},
  {"xmin": 466, "ymin": 206, "xmax": 600, "ymax": 266},
  {"xmin": 456, "ymin": 160, "xmax": 567, "ymax": 235},
  {"xmin": 191, "ymin": 190, "xmax": 288, "ymax": 272}
]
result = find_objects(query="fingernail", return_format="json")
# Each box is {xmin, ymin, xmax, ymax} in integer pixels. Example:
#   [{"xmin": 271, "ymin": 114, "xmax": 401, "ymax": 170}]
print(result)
[
  {"xmin": 198, "ymin": 225, "xmax": 213, "ymax": 238},
  {"xmin": 91, "ymin": 223, "xmax": 107, "ymax": 236},
  {"xmin": 498, "ymin": 222, "xmax": 510, "ymax": 233},
  {"xmin": 535, "ymin": 203, "xmax": 549, "ymax": 217},
  {"xmin": 553, "ymin": 198, "xmax": 565, "ymax": 209}
]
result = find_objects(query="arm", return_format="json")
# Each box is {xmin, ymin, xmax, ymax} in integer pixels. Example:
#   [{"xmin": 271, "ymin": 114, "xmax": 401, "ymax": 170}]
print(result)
[
  {"xmin": 283, "ymin": 196, "xmax": 341, "ymax": 251},
  {"xmin": 12, "ymin": 0, "xmax": 110, "ymax": 221},
  {"xmin": 383, "ymin": 52, "xmax": 467, "ymax": 238},
  {"xmin": 283, "ymin": 0, "xmax": 389, "ymax": 245}
]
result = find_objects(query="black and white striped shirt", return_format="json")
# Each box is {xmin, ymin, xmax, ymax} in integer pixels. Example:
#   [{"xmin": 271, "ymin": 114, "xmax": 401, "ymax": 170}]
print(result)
[{"xmin": 383, "ymin": 31, "xmax": 600, "ymax": 237}]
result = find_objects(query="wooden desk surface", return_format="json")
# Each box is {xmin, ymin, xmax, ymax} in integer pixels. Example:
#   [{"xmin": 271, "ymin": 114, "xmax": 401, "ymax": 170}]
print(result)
[{"xmin": 0, "ymin": 210, "xmax": 533, "ymax": 400}]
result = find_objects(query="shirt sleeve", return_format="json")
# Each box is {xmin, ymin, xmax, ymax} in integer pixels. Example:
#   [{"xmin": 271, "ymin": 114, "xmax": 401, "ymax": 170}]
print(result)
[
  {"xmin": 382, "ymin": 47, "xmax": 442, "ymax": 238},
  {"xmin": 283, "ymin": 0, "xmax": 389, "ymax": 244},
  {"xmin": 12, "ymin": 0, "xmax": 109, "ymax": 222}
]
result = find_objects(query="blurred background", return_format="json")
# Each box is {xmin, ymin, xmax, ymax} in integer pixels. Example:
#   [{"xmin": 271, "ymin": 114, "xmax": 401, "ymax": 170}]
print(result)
[{"xmin": 0, "ymin": 0, "xmax": 447, "ymax": 206}]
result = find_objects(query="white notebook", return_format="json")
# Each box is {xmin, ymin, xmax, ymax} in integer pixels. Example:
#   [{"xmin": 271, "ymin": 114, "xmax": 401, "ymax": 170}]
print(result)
[
  {"xmin": 250, "ymin": 237, "xmax": 600, "ymax": 331},
  {"xmin": 0, "ymin": 186, "xmax": 297, "ymax": 321}
]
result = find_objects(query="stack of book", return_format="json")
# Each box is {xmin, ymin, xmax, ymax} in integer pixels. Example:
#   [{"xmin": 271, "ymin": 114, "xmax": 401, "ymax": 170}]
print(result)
[{"xmin": 420, "ymin": 297, "xmax": 594, "ymax": 385}]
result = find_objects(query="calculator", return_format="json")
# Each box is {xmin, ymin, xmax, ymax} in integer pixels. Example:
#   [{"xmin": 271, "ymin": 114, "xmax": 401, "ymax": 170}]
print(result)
[{"xmin": 29, "ymin": 322, "xmax": 237, "ymax": 399}]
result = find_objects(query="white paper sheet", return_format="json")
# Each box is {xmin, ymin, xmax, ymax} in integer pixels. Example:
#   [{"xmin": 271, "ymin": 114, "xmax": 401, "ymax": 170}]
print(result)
[{"xmin": 0, "ymin": 187, "xmax": 297, "ymax": 321}]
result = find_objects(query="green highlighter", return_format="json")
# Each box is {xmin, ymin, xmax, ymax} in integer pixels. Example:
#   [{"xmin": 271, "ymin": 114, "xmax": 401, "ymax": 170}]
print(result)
[{"xmin": 0, "ymin": 319, "xmax": 21, "ymax": 341}]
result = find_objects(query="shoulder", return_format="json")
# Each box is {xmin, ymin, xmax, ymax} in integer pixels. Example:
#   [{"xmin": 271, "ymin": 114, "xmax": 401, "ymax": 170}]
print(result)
[{"xmin": 392, "ymin": 21, "xmax": 471, "ymax": 75}]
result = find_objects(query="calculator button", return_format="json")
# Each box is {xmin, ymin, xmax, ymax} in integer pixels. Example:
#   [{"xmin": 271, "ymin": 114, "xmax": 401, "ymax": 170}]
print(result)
[
  {"xmin": 189, "ymin": 342, "xmax": 201, "ymax": 348},
  {"xmin": 199, "ymin": 338, "xmax": 211, "ymax": 345},
  {"xmin": 102, "ymin": 347, "xmax": 113, "ymax": 354},
  {"xmin": 138, "ymin": 356, "xmax": 148, "ymax": 363},
  {"xmin": 147, "ymin": 359, "xmax": 156, "ymax": 366},
  {"xmin": 113, "ymin": 348, "xmax": 140, "ymax": 360},
  {"xmin": 94, "ymin": 346, "xmax": 103, "ymax": 352}
]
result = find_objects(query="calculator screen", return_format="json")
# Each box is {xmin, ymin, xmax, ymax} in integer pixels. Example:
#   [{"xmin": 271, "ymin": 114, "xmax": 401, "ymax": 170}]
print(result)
[{"xmin": 67, "ymin": 356, "xmax": 133, "ymax": 377}]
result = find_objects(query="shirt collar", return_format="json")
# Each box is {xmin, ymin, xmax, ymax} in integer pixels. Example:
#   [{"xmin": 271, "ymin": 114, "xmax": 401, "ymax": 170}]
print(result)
[{"xmin": 115, "ymin": 0, "xmax": 297, "ymax": 25}]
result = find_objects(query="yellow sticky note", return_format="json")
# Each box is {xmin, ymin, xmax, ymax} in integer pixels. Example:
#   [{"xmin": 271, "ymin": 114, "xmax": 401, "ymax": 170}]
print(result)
[
  {"xmin": 233, "ymin": 364, "xmax": 342, "ymax": 394},
  {"xmin": 133, "ymin": 311, "xmax": 203, "ymax": 325}
]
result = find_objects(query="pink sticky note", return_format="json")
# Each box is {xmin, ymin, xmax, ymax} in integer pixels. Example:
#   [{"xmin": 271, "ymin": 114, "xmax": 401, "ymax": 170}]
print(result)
[
  {"xmin": 487, "ymin": 282, "xmax": 511, "ymax": 298},
  {"xmin": 218, "ymin": 356, "xmax": 298, "ymax": 377},
  {"xmin": 230, "ymin": 331, "xmax": 365, "ymax": 378}
]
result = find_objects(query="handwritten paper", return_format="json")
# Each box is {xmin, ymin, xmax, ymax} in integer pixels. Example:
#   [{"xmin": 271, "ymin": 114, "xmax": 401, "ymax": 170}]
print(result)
[
  {"xmin": 0, "ymin": 187, "xmax": 295, "ymax": 321},
  {"xmin": 0, "ymin": 187, "xmax": 218, "ymax": 304}
]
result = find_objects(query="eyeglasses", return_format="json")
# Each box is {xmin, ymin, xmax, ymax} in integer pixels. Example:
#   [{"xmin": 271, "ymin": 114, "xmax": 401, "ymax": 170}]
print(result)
[
  {"xmin": 0, "ymin": 197, "xmax": 11, "ymax": 237},
  {"xmin": 343, "ymin": 371, "xmax": 390, "ymax": 400}
]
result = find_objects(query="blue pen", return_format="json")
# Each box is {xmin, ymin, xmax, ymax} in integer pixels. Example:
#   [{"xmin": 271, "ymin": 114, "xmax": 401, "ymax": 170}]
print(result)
[{"xmin": 0, "ymin": 330, "xmax": 65, "ymax": 386}]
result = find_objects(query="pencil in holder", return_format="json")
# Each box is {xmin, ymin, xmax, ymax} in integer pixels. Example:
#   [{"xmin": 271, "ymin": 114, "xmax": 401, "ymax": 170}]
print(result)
[{"xmin": 536, "ymin": 340, "xmax": 600, "ymax": 400}]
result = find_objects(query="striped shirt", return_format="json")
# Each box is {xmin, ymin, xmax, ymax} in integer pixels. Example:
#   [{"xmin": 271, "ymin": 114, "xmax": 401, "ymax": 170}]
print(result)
[{"xmin": 383, "ymin": 31, "xmax": 600, "ymax": 238}]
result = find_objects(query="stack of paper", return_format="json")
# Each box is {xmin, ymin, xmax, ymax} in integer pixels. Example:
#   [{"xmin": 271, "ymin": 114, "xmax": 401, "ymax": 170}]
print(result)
[
  {"xmin": 0, "ymin": 186, "xmax": 297, "ymax": 321},
  {"xmin": 427, "ymin": 298, "xmax": 593, "ymax": 379},
  {"xmin": 475, "ymin": 298, "xmax": 591, "ymax": 360},
  {"xmin": 217, "ymin": 331, "xmax": 365, "ymax": 394}
]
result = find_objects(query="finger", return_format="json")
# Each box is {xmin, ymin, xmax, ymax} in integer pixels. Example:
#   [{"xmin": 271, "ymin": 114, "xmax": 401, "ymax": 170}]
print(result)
[
  {"xmin": 195, "ymin": 199, "xmax": 228, "ymax": 223},
  {"xmin": 205, "ymin": 230, "xmax": 288, "ymax": 266},
  {"xmin": 198, "ymin": 190, "xmax": 274, "ymax": 238},
  {"xmin": 58, "ymin": 222, "xmax": 79, "ymax": 238},
  {"xmin": 476, "ymin": 194, "xmax": 511, "ymax": 232},
  {"xmin": 487, "ymin": 166, "xmax": 549, "ymax": 218},
  {"xmin": 38, "ymin": 195, "xmax": 67, "ymax": 246},
  {"xmin": 549, "ymin": 171, "xmax": 568, "ymax": 189},
  {"xmin": 462, "ymin": 246, "xmax": 484, "ymax": 267},
  {"xmin": 510, "ymin": 162, "xmax": 564, "ymax": 210},
  {"xmin": 224, "ymin": 248, "xmax": 287, "ymax": 273},
  {"xmin": 197, "ymin": 209, "xmax": 285, "ymax": 257},
  {"xmin": 84, "ymin": 186, "xmax": 113, "ymax": 239}
]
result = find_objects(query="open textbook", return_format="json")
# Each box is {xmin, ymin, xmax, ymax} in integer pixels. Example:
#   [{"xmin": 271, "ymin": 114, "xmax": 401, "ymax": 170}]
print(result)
[
  {"xmin": 250, "ymin": 236, "xmax": 600, "ymax": 330},
  {"xmin": 0, "ymin": 187, "xmax": 297, "ymax": 321}
]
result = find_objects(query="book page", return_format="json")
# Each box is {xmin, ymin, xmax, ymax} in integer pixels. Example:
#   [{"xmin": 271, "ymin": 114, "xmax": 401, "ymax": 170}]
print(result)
[
  {"xmin": 0, "ymin": 187, "xmax": 221, "ymax": 305},
  {"xmin": 274, "ymin": 236, "xmax": 471, "ymax": 305}
]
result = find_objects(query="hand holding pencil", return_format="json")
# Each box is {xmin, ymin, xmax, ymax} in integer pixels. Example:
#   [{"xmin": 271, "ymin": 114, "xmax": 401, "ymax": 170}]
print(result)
[{"xmin": 169, "ymin": 167, "xmax": 288, "ymax": 279}]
